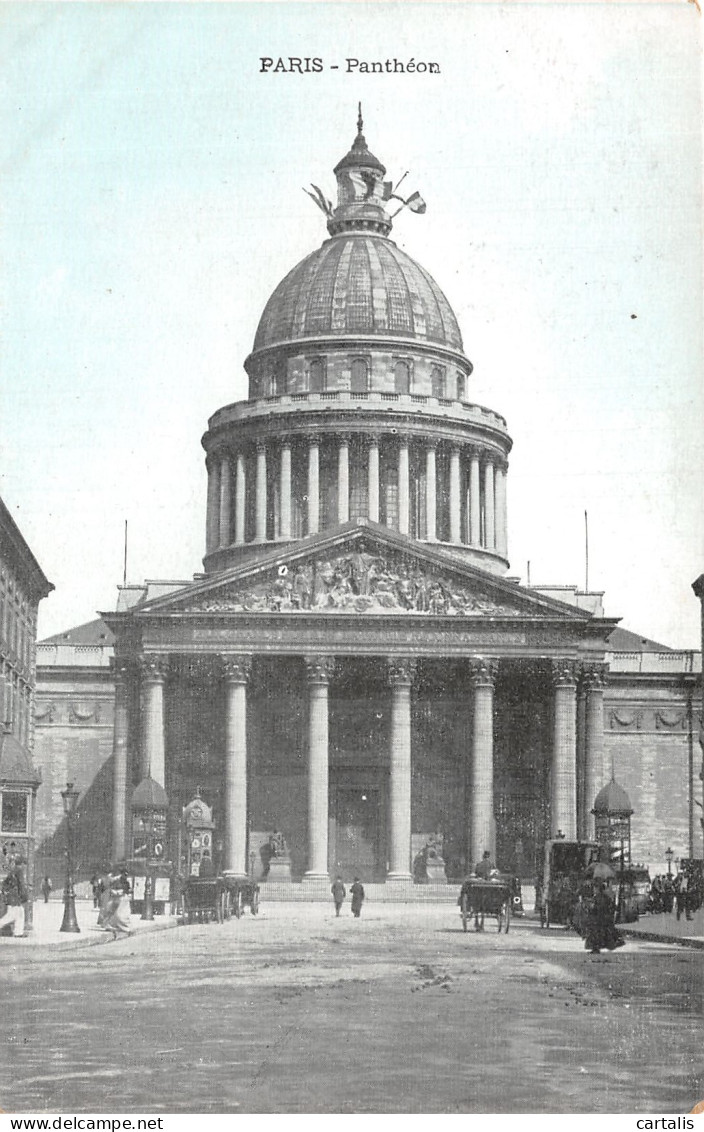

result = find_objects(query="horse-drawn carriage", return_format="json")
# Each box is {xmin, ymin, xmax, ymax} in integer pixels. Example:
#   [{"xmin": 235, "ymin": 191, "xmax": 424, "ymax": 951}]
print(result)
[
  {"xmin": 179, "ymin": 875, "xmax": 260, "ymax": 924},
  {"xmin": 458, "ymin": 875, "xmax": 513, "ymax": 933},
  {"xmin": 536, "ymin": 839, "xmax": 599, "ymax": 929}
]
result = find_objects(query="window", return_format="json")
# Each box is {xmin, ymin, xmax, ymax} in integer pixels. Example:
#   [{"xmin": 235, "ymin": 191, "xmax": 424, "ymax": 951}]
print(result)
[
  {"xmin": 456, "ymin": 372, "xmax": 466, "ymax": 402},
  {"xmin": 431, "ymin": 366, "xmax": 445, "ymax": 399},
  {"xmin": 394, "ymin": 360, "xmax": 411, "ymax": 395},
  {"xmin": 309, "ymin": 359, "xmax": 325, "ymax": 392},
  {"xmin": 274, "ymin": 361, "xmax": 287, "ymax": 396},
  {"xmin": 0, "ymin": 791, "xmax": 28, "ymax": 834},
  {"xmin": 350, "ymin": 358, "xmax": 369, "ymax": 394}
]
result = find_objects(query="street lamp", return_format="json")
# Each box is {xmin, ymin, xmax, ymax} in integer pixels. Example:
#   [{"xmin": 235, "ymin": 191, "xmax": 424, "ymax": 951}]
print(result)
[
  {"xmin": 665, "ymin": 847, "xmax": 674, "ymax": 876},
  {"xmin": 60, "ymin": 782, "xmax": 80, "ymax": 933}
]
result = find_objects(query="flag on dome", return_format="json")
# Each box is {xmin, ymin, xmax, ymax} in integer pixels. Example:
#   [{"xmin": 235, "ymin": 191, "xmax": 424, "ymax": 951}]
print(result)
[{"xmin": 404, "ymin": 191, "xmax": 426, "ymax": 214}]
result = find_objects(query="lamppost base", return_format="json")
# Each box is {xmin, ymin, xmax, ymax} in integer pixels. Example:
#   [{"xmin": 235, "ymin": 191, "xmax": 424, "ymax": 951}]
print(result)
[{"xmin": 59, "ymin": 898, "xmax": 81, "ymax": 933}]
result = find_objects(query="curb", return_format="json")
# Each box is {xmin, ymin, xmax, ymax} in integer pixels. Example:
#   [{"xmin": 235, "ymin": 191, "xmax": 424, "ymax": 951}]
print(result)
[
  {"xmin": 6, "ymin": 917, "xmax": 179, "ymax": 952},
  {"xmin": 621, "ymin": 928, "xmax": 704, "ymax": 950}
]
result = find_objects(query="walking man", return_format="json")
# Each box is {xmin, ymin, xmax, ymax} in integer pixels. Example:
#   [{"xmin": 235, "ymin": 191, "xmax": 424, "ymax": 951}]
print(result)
[
  {"xmin": 0, "ymin": 860, "xmax": 29, "ymax": 937},
  {"xmin": 331, "ymin": 875, "xmax": 346, "ymax": 916},
  {"xmin": 350, "ymin": 876, "xmax": 365, "ymax": 918}
]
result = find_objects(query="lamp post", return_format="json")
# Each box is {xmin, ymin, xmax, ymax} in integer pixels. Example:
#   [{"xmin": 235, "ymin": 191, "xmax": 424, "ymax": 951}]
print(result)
[
  {"xmin": 141, "ymin": 812, "xmax": 154, "ymax": 922},
  {"xmin": 60, "ymin": 782, "xmax": 80, "ymax": 933},
  {"xmin": 665, "ymin": 847, "xmax": 674, "ymax": 876}
]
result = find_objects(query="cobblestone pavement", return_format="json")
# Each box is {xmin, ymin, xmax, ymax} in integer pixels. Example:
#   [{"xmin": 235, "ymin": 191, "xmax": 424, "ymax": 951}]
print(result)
[{"xmin": 1, "ymin": 902, "xmax": 701, "ymax": 1114}]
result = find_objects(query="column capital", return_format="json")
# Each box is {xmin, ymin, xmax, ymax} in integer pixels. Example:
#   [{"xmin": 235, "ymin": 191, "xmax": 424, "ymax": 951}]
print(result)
[
  {"xmin": 111, "ymin": 656, "xmax": 133, "ymax": 683},
  {"xmin": 387, "ymin": 657, "xmax": 417, "ymax": 687},
  {"xmin": 220, "ymin": 654, "xmax": 252, "ymax": 684},
  {"xmin": 139, "ymin": 653, "xmax": 170, "ymax": 682},
  {"xmin": 337, "ymin": 433, "xmax": 351, "ymax": 446},
  {"xmin": 551, "ymin": 659, "xmax": 580, "ymax": 688},
  {"xmin": 468, "ymin": 658, "xmax": 499, "ymax": 687},
  {"xmin": 580, "ymin": 662, "xmax": 609, "ymax": 689},
  {"xmin": 305, "ymin": 655, "xmax": 336, "ymax": 685}
]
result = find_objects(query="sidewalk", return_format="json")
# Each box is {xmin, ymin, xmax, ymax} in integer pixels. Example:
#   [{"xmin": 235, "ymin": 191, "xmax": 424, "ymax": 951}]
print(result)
[
  {"xmin": 621, "ymin": 908, "xmax": 704, "ymax": 949},
  {"xmin": 1, "ymin": 898, "xmax": 176, "ymax": 948}
]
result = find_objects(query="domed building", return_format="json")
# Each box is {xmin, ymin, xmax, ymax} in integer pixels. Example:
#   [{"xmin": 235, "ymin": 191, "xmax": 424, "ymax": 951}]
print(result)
[{"xmin": 99, "ymin": 115, "xmax": 626, "ymax": 889}]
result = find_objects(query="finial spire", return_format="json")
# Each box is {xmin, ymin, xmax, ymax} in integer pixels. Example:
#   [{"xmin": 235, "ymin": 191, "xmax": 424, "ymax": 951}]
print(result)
[{"xmin": 357, "ymin": 102, "xmax": 363, "ymax": 135}]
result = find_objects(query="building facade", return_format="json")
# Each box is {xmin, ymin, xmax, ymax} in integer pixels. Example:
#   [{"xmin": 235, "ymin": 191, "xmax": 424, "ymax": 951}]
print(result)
[
  {"xmin": 0, "ymin": 495, "xmax": 53, "ymax": 905},
  {"xmin": 34, "ymin": 118, "xmax": 703, "ymax": 886}
]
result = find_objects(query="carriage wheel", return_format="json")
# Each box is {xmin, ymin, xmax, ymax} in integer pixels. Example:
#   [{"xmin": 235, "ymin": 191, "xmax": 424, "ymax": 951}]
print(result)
[
  {"xmin": 461, "ymin": 895, "xmax": 468, "ymax": 932},
  {"xmin": 504, "ymin": 899, "xmax": 511, "ymax": 934},
  {"xmin": 250, "ymin": 890, "xmax": 259, "ymax": 915}
]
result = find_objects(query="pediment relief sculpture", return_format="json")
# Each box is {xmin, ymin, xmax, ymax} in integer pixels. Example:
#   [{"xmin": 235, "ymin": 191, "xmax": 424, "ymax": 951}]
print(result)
[{"xmin": 193, "ymin": 550, "xmax": 524, "ymax": 617}]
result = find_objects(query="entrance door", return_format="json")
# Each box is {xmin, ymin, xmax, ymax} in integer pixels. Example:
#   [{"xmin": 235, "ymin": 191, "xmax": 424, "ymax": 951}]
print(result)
[{"xmin": 333, "ymin": 787, "xmax": 381, "ymax": 880}]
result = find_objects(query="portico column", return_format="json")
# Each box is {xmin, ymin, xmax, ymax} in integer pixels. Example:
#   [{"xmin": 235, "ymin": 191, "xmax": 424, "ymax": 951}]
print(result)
[
  {"xmin": 425, "ymin": 444, "xmax": 437, "ymax": 540},
  {"xmin": 469, "ymin": 659, "xmax": 498, "ymax": 865},
  {"xmin": 495, "ymin": 463, "xmax": 508, "ymax": 558},
  {"xmin": 304, "ymin": 657, "xmax": 335, "ymax": 878},
  {"xmin": 205, "ymin": 458, "xmax": 221, "ymax": 555},
  {"xmin": 337, "ymin": 436, "xmax": 349, "ymax": 524},
  {"xmin": 255, "ymin": 443, "xmax": 267, "ymax": 542},
  {"xmin": 469, "ymin": 452, "xmax": 481, "ymax": 545},
  {"xmin": 583, "ymin": 664, "xmax": 608, "ymax": 838},
  {"xmin": 368, "ymin": 438, "xmax": 380, "ymax": 523},
  {"xmin": 398, "ymin": 440, "xmax": 410, "ymax": 535},
  {"xmin": 140, "ymin": 654, "xmax": 169, "ymax": 788},
  {"xmin": 280, "ymin": 439, "xmax": 292, "ymax": 540},
  {"xmin": 234, "ymin": 453, "xmax": 246, "ymax": 545},
  {"xmin": 222, "ymin": 655, "xmax": 252, "ymax": 877},
  {"xmin": 551, "ymin": 661, "xmax": 579, "ymax": 839},
  {"xmin": 449, "ymin": 445, "xmax": 461, "ymax": 544},
  {"xmin": 387, "ymin": 658, "xmax": 415, "ymax": 882},
  {"xmin": 111, "ymin": 659, "xmax": 130, "ymax": 861},
  {"xmin": 219, "ymin": 455, "xmax": 231, "ymax": 548},
  {"xmin": 484, "ymin": 461, "xmax": 496, "ymax": 550}
]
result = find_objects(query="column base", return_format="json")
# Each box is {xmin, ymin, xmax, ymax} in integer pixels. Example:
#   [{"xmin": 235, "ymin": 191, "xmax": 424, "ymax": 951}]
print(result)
[
  {"xmin": 301, "ymin": 874, "xmax": 331, "ymax": 897},
  {"xmin": 386, "ymin": 872, "xmax": 413, "ymax": 885}
]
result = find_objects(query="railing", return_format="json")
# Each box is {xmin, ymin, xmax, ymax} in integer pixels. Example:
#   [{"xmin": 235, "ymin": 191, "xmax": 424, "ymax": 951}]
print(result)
[
  {"xmin": 210, "ymin": 390, "xmax": 508, "ymax": 430},
  {"xmin": 607, "ymin": 650, "xmax": 701, "ymax": 674}
]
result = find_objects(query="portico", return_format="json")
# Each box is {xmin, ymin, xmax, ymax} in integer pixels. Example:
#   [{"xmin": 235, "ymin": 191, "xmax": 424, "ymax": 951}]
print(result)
[{"xmin": 105, "ymin": 523, "xmax": 616, "ymax": 884}]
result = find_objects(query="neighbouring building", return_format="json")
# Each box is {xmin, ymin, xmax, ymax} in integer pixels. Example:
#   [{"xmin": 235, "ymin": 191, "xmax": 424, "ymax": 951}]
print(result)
[
  {"xmin": 34, "ymin": 116, "xmax": 702, "ymax": 888},
  {"xmin": 0, "ymin": 495, "xmax": 53, "ymax": 909}
]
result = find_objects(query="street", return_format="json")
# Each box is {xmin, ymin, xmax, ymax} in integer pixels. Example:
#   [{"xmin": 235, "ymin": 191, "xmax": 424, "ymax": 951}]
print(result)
[{"xmin": 1, "ymin": 902, "xmax": 702, "ymax": 1114}]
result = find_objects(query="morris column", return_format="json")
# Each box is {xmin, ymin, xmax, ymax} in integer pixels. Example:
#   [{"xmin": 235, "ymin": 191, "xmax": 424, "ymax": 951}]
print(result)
[{"xmin": 222, "ymin": 654, "xmax": 252, "ymax": 876}]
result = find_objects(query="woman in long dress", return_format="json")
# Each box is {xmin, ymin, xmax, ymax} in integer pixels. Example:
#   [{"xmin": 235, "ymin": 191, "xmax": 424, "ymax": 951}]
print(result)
[{"xmin": 103, "ymin": 873, "xmax": 132, "ymax": 939}]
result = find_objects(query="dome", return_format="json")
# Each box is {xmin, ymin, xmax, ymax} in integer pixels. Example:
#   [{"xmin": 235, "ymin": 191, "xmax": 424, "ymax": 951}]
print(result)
[
  {"xmin": 593, "ymin": 778, "xmax": 633, "ymax": 814},
  {"xmin": 251, "ymin": 234, "xmax": 464, "ymax": 354},
  {"xmin": 131, "ymin": 776, "xmax": 169, "ymax": 812}
]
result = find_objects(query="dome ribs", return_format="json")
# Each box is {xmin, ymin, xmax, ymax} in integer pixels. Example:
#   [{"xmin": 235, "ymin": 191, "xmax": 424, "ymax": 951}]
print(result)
[
  {"xmin": 346, "ymin": 238, "xmax": 374, "ymax": 334},
  {"xmin": 373, "ymin": 241, "xmax": 412, "ymax": 337},
  {"xmin": 416, "ymin": 261, "xmax": 463, "ymax": 351},
  {"xmin": 303, "ymin": 238, "xmax": 346, "ymax": 336},
  {"xmin": 251, "ymin": 234, "xmax": 464, "ymax": 351},
  {"xmin": 330, "ymin": 240, "xmax": 355, "ymax": 332}
]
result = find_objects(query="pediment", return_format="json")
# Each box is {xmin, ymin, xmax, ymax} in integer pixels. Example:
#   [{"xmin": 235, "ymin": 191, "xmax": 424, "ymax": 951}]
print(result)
[{"xmin": 137, "ymin": 522, "xmax": 593, "ymax": 623}]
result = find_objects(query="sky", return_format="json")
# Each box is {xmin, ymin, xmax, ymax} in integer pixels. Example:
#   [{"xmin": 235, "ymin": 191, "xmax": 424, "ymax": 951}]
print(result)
[{"xmin": 1, "ymin": 2, "xmax": 702, "ymax": 647}]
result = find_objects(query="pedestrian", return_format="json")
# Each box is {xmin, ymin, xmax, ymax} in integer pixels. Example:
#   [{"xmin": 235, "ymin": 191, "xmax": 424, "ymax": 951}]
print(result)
[
  {"xmin": 0, "ymin": 860, "xmax": 29, "ymax": 938},
  {"xmin": 584, "ymin": 881, "xmax": 626, "ymax": 954},
  {"xmin": 674, "ymin": 872, "xmax": 693, "ymax": 922},
  {"xmin": 350, "ymin": 876, "xmax": 365, "ymax": 918},
  {"xmin": 102, "ymin": 873, "xmax": 132, "ymax": 940},
  {"xmin": 331, "ymin": 875, "xmax": 346, "ymax": 916},
  {"xmin": 662, "ymin": 874, "xmax": 675, "ymax": 913},
  {"xmin": 90, "ymin": 873, "xmax": 103, "ymax": 908},
  {"xmin": 40, "ymin": 875, "xmax": 53, "ymax": 903}
]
